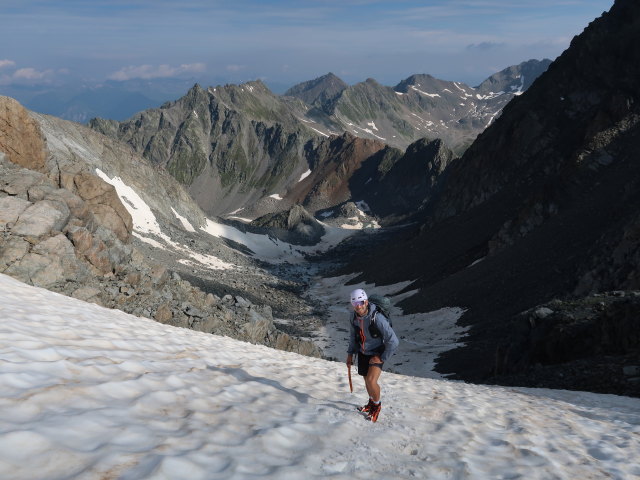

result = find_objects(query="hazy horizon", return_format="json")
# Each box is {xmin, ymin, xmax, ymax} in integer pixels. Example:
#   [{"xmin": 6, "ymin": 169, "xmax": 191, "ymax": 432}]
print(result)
[{"xmin": 1, "ymin": 1, "xmax": 613, "ymax": 92}]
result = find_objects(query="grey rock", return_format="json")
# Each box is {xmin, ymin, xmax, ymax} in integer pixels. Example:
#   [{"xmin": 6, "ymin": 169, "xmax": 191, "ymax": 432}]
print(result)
[
  {"xmin": 32, "ymin": 234, "xmax": 81, "ymax": 280},
  {"xmin": 623, "ymin": 366, "xmax": 640, "ymax": 377},
  {"xmin": 13, "ymin": 200, "xmax": 70, "ymax": 238},
  {"xmin": 0, "ymin": 236, "xmax": 30, "ymax": 270},
  {"xmin": 234, "ymin": 296, "xmax": 251, "ymax": 308},
  {"xmin": 72, "ymin": 286, "xmax": 102, "ymax": 303},
  {"xmin": 534, "ymin": 307, "xmax": 554, "ymax": 319},
  {"xmin": 5, "ymin": 253, "xmax": 55, "ymax": 286},
  {"xmin": 0, "ymin": 196, "xmax": 32, "ymax": 228}
]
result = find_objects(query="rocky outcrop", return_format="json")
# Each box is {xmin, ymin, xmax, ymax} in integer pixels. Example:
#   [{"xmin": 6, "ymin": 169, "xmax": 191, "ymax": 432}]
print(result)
[
  {"xmin": 32, "ymin": 109, "xmax": 206, "ymax": 237},
  {"xmin": 492, "ymin": 292, "xmax": 640, "ymax": 397},
  {"xmin": 0, "ymin": 96, "xmax": 47, "ymax": 172},
  {"xmin": 251, "ymin": 204, "xmax": 325, "ymax": 245},
  {"xmin": 0, "ymin": 155, "xmax": 129, "ymax": 288},
  {"xmin": 0, "ymin": 97, "xmax": 134, "ymax": 243},
  {"xmin": 72, "ymin": 171, "xmax": 133, "ymax": 243}
]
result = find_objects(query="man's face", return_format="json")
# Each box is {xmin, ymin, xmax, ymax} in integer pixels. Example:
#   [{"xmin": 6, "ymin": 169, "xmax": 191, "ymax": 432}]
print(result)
[{"xmin": 353, "ymin": 299, "xmax": 368, "ymax": 316}]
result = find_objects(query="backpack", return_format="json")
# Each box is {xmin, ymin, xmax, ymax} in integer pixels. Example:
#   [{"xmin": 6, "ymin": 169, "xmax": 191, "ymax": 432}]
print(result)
[
  {"xmin": 368, "ymin": 293, "xmax": 392, "ymax": 327},
  {"xmin": 367, "ymin": 293, "xmax": 393, "ymax": 339}
]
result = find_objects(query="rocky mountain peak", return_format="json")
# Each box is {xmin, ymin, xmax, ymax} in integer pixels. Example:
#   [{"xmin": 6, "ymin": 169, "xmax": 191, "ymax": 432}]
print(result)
[
  {"xmin": 284, "ymin": 72, "xmax": 348, "ymax": 108},
  {"xmin": 474, "ymin": 59, "xmax": 552, "ymax": 95},
  {"xmin": 393, "ymin": 74, "xmax": 440, "ymax": 93}
]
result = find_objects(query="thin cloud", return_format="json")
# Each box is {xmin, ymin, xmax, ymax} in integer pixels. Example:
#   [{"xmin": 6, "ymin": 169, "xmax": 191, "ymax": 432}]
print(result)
[
  {"xmin": 0, "ymin": 66, "xmax": 61, "ymax": 86},
  {"xmin": 108, "ymin": 63, "xmax": 206, "ymax": 81},
  {"xmin": 13, "ymin": 68, "xmax": 50, "ymax": 80},
  {"xmin": 0, "ymin": 60, "xmax": 16, "ymax": 69},
  {"xmin": 226, "ymin": 65, "xmax": 246, "ymax": 72},
  {"xmin": 466, "ymin": 42, "xmax": 506, "ymax": 51}
]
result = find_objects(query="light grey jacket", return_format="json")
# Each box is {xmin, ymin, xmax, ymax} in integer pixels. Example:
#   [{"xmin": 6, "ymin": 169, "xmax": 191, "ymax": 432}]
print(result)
[{"xmin": 347, "ymin": 303, "xmax": 399, "ymax": 363}]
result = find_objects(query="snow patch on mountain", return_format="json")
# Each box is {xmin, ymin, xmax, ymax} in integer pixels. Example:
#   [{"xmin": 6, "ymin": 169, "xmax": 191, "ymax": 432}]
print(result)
[
  {"xmin": 410, "ymin": 85, "xmax": 441, "ymax": 98},
  {"xmin": 298, "ymin": 169, "xmax": 312, "ymax": 182},
  {"xmin": 171, "ymin": 207, "xmax": 196, "ymax": 232}
]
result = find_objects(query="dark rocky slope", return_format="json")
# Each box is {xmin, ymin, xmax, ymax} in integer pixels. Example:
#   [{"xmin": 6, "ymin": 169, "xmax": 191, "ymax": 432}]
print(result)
[{"xmin": 340, "ymin": 0, "xmax": 640, "ymax": 395}]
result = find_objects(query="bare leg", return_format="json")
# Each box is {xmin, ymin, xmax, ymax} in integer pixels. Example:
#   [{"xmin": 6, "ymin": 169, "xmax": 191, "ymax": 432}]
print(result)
[{"xmin": 365, "ymin": 365, "xmax": 382, "ymax": 402}]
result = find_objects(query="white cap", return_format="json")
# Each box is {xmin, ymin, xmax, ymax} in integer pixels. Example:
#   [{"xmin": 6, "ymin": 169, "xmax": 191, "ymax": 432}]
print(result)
[{"xmin": 350, "ymin": 288, "xmax": 368, "ymax": 303}]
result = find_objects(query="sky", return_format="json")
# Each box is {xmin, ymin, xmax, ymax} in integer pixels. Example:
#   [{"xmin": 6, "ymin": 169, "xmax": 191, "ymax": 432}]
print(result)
[
  {"xmin": 0, "ymin": 0, "xmax": 614, "ymax": 93},
  {"xmin": 1, "ymin": 271, "xmax": 640, "ymax": 479}
]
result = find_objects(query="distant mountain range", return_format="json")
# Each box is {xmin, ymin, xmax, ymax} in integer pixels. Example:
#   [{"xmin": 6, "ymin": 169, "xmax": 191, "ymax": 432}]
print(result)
[
  {"xmin": 88, "ymin": 59, "xmax": 549, "ymax": 220},
  {"xmin": 284, "ymin": 59, "xmax": 551, "ymax": 153},
  {"xmin": 6, "ymin": 60, "xmax": 549, "ymax": 146}
]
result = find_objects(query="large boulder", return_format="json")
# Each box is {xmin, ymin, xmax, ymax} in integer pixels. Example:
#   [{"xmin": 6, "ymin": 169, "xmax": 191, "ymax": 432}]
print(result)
[
  {"xmin": 12, "ymin": 200, "xmax": 71, "ymax": 238},
  {"xmin": 251, "ymin": 204, "xmax": 325, "ymax": 245},
  {"xmin": 0, "ymin": 196, "xmax": 31, "ymax": 228},
  {"xmin": 73, "ymin": 172, "xmax": 133, "ymax": 243},
  {"xmin": 0, "ymin": 96, "xmax": 47, "ymax": 172},
  {"xmin": 5, "ymin": 234, "xmax": 81, "ymax": 287}
]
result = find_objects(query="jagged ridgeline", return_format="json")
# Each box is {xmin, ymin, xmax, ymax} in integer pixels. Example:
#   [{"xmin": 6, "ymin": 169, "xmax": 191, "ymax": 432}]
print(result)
[
  {"xmin": 284, "ymin": 60, "xmax": 551, "ymax": 155},
  {"xmin": 89, "ymin": 61, "xmax": 549, "ymax": 220}
]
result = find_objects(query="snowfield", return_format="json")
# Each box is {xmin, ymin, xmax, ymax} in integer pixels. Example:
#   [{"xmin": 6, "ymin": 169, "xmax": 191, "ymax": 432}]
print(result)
[{"xmin": 1, "ymin": 273, "xmax": 640, "ymax": 479}]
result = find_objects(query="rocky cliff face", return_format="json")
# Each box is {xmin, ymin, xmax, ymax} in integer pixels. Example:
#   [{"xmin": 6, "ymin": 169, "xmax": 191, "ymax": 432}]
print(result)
[
  {"xmin": 0, "ymin": 97, "xmax": 320, "ymax": 358},
  {"xmin": 342, "ymin": 0, "xmax": 640, "ymax": 394}
]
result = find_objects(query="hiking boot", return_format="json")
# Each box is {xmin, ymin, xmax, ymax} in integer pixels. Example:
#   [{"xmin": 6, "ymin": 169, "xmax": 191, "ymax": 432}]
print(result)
[
  {"xmin": 366, "ymin": 402, "xmax": 381, "ymax": 422},
  {"xmin": 357, "ymin": 399, "xmax": 375, "ymax": 413}
]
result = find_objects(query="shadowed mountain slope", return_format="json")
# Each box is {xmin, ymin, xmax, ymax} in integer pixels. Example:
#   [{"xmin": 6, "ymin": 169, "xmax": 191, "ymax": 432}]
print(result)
[{"xmin": 342, "ymin": 0, "xmax": 640, "ymax": 394}]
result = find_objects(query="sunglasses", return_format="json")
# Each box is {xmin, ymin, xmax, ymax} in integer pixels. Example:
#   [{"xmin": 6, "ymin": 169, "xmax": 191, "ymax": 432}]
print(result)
[{"xmin": 351, "ymin": 300, "xmax": 366, "ymax": 307}]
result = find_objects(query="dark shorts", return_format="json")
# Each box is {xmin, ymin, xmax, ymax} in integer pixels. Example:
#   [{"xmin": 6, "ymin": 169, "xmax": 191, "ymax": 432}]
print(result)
[{"xmin": 357, "ymin": 353, "xmax": 384, "ymax": 377}]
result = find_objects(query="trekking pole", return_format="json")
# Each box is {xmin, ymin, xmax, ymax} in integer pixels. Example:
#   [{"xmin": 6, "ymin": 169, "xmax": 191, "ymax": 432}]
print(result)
[{"xmin": 348, "ymin": 364, "xmax": 353, "ymax": 393}]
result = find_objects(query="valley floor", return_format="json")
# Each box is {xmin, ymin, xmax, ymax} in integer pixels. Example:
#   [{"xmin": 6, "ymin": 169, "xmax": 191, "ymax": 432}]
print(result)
[{"xmin": 1, "ymin": 273, "xmax": 639, "ymax": 480}]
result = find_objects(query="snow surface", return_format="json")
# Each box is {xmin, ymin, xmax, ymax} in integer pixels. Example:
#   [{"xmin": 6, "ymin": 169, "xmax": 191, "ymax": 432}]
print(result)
[
  {"xmin": 298, "ymin": 169, "xmax": 312, "ymax": 182},
  {"xmin": 410, "ymin": 85, "xmax": 441, "ymax": 98},
  {"xmin": 2, "ymin": 273, "xmax": 640, "ymax": 479},
  {"xmin": 201, "ymin": 218, "xmax": 355, "ymax": 264},
  {"xmin": 307, "ymin": 125, "xmax": 330, "ymax": 137},
  {"xmin": 170, "ymin": 207, "xmax": 196, "ymax": 232}
]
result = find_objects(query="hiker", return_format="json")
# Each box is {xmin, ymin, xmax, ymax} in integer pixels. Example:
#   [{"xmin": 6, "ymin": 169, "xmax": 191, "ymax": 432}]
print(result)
[{"xmin": 346, "ymin": 288, "xmax": 399, "ymax": 422}]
